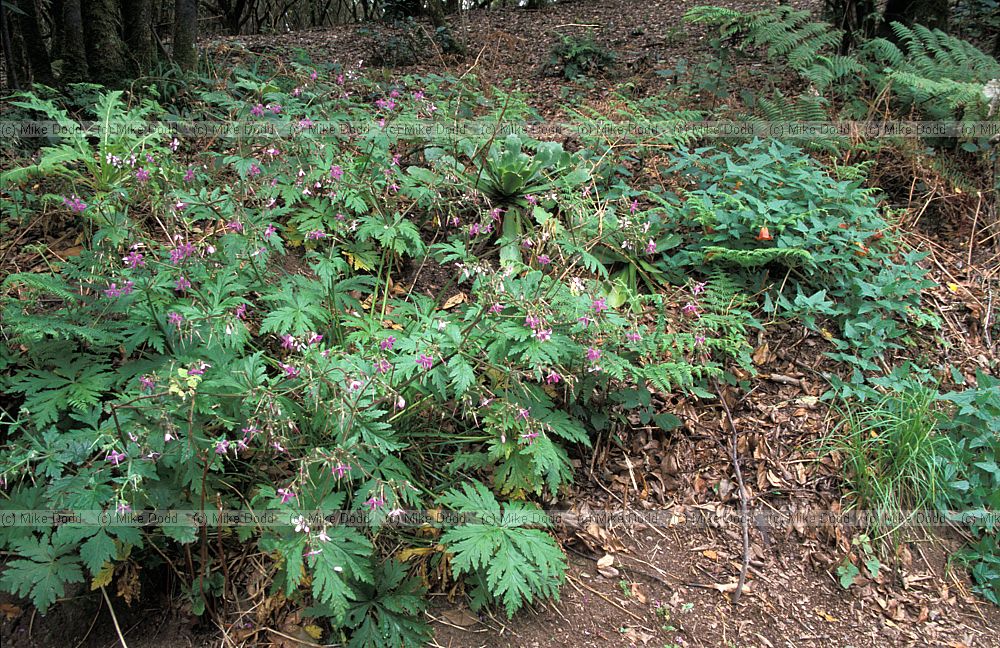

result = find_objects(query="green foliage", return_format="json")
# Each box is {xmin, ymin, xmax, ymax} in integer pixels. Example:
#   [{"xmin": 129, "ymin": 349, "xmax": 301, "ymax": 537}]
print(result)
[
  {"xmin": 439, "ymin": 481, "xmax": 565, "ymax": 617},
  {"xmin": 343, "ymin": 559, "xmax": 432, "ymax": 648},
  {"xmin": 548, "ymin": 33, "xmax": 616, "ymax": 80},
  {"xmin": 0, "ymin": 536, "xmax": 85, "ymax": 613},
  {"xmin": 662, "ymin": 138, "xmax": 935, "ymax": 361}
]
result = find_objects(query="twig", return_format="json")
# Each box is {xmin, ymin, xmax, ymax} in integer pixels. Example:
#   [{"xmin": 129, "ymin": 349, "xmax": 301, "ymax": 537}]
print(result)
[
  {"xmin": 100, "ymin": 586, "xmax": 131, "ymax": 648},
  {"xmin": 265, "ymin": 627, "xmax": 341, "ymax": 647},
  {"xmin": 713, "ymin": 379, "xmax": 750, "ymax": 607},
  {"xmin": 566, "ymin": 574, "xmax": 644, "ymax": 621}
]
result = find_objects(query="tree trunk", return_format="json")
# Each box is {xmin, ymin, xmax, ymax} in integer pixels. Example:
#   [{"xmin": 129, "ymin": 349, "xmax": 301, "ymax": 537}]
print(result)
[
  {"xmin": 0, "ymin": 2, "xmax": 20, "ymax": 90},
  {"xmin": 61, "ymin": 0, "xmax": 88, "ymax": 82},
  {"xmin": 122, "ymin": 0, "xmax": 154, "ymax": 73},
  {"xmin": 173, "ymin": 0, "xmax": 198, "ymax": 70},
  {"xmin": 881, "ymin": 0, "xmax": 949, "ymax": 33},
  {"xmin": 82, "ymin": 0, "xmax": 127, "ymax": 84},
  {"xmin": 16, "ymin": 0, "xmax": 55, "ymax": 86}
]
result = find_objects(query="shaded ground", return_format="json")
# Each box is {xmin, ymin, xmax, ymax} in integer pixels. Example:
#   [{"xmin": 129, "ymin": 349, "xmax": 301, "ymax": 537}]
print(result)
[{"xmin": 2, "ymin": 0, "xmax": 999, "ymax": 646}]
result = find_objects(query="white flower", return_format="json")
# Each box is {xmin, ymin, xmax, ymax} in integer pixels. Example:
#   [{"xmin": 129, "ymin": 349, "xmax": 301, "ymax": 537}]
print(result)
[{"xmin": 293, "ymin": 516, "xmax": 310, "ymax": 534}]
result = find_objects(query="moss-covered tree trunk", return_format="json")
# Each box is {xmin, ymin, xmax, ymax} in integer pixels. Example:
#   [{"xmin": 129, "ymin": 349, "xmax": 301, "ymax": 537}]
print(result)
[
  {"xmin": 82, "ymin": 0, "xmax": 126, "ymax": 84},
  {"xmin": 61, "ymin": 0, "xmax": 89, "ymax": 83},
  {"xmin": 122, "ymin": 0, "xmax": 154, "ymax": 73},
  {"xmin": 16, "ymin": 0, "xmax": 55, "ymax": 86},
  {"xmin": 173, "ymin": 0, "xmax": 198, "ymax": 70}
]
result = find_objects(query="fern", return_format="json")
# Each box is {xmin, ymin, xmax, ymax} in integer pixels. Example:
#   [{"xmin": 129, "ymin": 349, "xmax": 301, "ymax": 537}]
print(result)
[{"xmin": 439, "ymin": 481, "xmax": 566, "ymax": 618}]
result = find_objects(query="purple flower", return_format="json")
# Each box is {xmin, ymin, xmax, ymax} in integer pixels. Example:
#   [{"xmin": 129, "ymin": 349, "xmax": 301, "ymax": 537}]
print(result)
[
  {"xmin": 646, "ymin": 239, "xmax": 656, "ymax": 255},
  {"xmin": 578, "ymin": 315, "xmax": 592, "ymax": 327},
  {"xmin": 281, "ymin": 363, "xmax": 300, "ymax": 378},
  {"xmin": 546, "ymin": 371, "xmax": 561, "ymax": 384},
  {"xmin": 139, "ymin": 375, "xmax": 155, "ymax": 391},
  {"xmin": 365, "ymin": 495, "xmax": 385, "ymax": 510},
  {"xmin": 537, "ymin": 254, "xmax": 551, "ymax": 266},
  {"xmin": 375, "ymin": 358, "xmax": 392, "ymax": 374},
  {"xmin": 227, "ymin": 220, "xmax": 244, "ymax": 233},
  {"xmin": 694, "ymin": 333, "xmax": 706, "ymax": 346},
  {"xmin": 188, "ymin": 361, "xmax": 210, "ymax": 376},
  {"xmin": 167, "ymin": 312, "xmax": 184, "ymax": 328},
  {"xmin": 123, "ymin": 250, "xmax": 144, "ymax": 268},
  {"xmin": 626, "ymin": 331, "xmax": 642, "ymax": 343},
  {"xmin": 525, "ymin": 315, "xmax": 541, "ymax": 330},
  {"xmin": 520, "ymin": 430, "xmax": 539, "ymax": 443},
  {"xmin": 682, "ymin": 302, "xmax": 699, "ymax": 317},
  {"xmin": 307, "ymin": 332, "xmax": 323, "ymax": 346},
  {"xmin": 586, "ymin": 347, "xmax": 602, "ymax": 362},
  {"xmin": 62, "ymin": 195, "xmax": 87, "ymax": 212},
  {"xmin": 348, "ymin": 379, "xmax": 363, "ymax": 392},
  {"xmin": 380, "ymin": 336, "xmax": 396, "ymax": 351},
  {"xmin": 277, "ymin": 488, "xmax": 296, "ymax": 504},
  {"xmin": 416, "ymin": 354, "xmax": 434, "ymax": 371},
  {"xmin": 534, "ymin": 328, "xmax": 552, "ymax": 342},
  {"xmin": 526, "ymin": 194, "xmax": 537, "ymax": 205},
  {"xmin": 175, "ymin": 276, "xmax": 191, "ymax": 292},
  {"xmin": 116, "ymin": 502, "xmax": 131, "ymax": 514},
  {"xmin": 184, "ymin": 168, "xmax": 195, "ymax": 182},
  {"xmin": 145, "ymin": 153, "xmax": 155, "ymax": 164},
  {"xmin": 263, "ymin": 224, "xmax": 277, "ymax": 239},
  {"xmin": 135, "ymin": 168, "xmax": 150, "ymax": 183},
  {"xmin": 104, "ymin": 283, "xmax": 123, "ymax": 299},
  {"xmin": 298, "ymin": 118, "xmax": 314, "ymax": 129},
  {"xmin": 630, "ymin": 199, "xmax": 639, "ymax": 214},
  {"xmin": 281, "ymin": 334, "xmax": 297, "ymax": 350},
  {"xmin": 169, "ymin": 241, "xmax": 195, "ymax": 264},
  {"xmin": 248, "ymin": 163, "xmax": 261, "ymax": 176},
  {"xmin": 592, "ymin": 297, "xmax": 607, "ymax": 313},
  {"xmin": 306, "ymin": 229, "xmax": 326, "ymax": 240},
  {"xmin": 234, "ymin": 303, "xmax": 248, "ymax": 319},
  {"xmin": 489, "ymin": 303, "xmax": 504, "ymax": 314},
  {"xmin": 251, "ymin": 103, "xmax": 264, "ymax": 117},
  {"xmin": 330, "ymin": 165, "xmax": 343, "ymax": 180},
  {"xmin": 215, "ymin": 439, "xmax": 229, "ymax": 455},
  {"xmin": 268, "ymin": 103, "xmax": 282, "ymax": 114},
  {"xmin": 106, "ymin": 450, "xmax": 127, "ymax": 466},
  {"xmin": 333, "ymin": 463, "xmax": 351, "ymax": 478},
  {"xmin": 691, "ymin": 281, "xmax": 707, "ymax": 296}
]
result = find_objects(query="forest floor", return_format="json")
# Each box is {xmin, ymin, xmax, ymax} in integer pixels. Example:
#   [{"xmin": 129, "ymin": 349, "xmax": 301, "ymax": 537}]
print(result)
[{"xmin": 2, "ymin": 0, "xmax": 1000, "ymax": 646}]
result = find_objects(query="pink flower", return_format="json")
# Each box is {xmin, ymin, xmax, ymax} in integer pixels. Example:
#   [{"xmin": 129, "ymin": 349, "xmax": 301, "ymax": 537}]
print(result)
[
  {"xmin": 682, "ymin": 302, "xmax": 699, "ymax": 317},
  {"xmin": 227, "ymin": 220, "xmax": 244, "ymax": 233},
  {"xmin": 294, "ymin": 516, "xmax": 310, "ymax": 533},
  {"xmin": 106, "ymin": 450, "xmax": 127, "ymax": 466},
  {"xmin": 116, "ymin": 502, "xmax": 131, "ymax": 514},
  {"xmin": 318, "ymin": 529, "xmax": 330, "ymax": 542},
  {"xmin": 170, "ymin": 242, "xmax": 195, "ymax": 264},
  {"xmin": 268, "ymin": 103, "xmax": 282, "ymax": 114},
  {"xmin": 170, "ymin": 138, "xmax": 180, "ymax": 152},
  {"xmin": 520, "ymin": 430, "xmax": 539, "ymax": 443},
  {"xmin": 333, "ymin": 463, "xmax": 351, "ymax": 478},
  {"xmin": 592, "ymin": 297, "xmax": 607, "ymax": 313},
  {"xmin": 167, "ymin": 312, "xmax": 184, "ymax": 328},
  {"xmin": 626, "ymin": 331, "xmax": 642, "ymax": 343},
  {"xmin": 489, "ymin": 303, "xmax": 504, "ymax": 314},
  {"xmin": 416, "ymin": 354, "xmax": 434, "ymax": 370},
  {"xmin": 526, "ymin": 194, "xmax": 537, "ymax": 205},
  {"xmin": 277, "ymin": 488, "xmax": 296, "ymax": 504},
  {"xmin": 380, "ymin": 336, "xmax": 396, "ymax": 351},
  {"xmin": 375, "ymin": 358, "xmax": 392, "ymax": 374},
  {"xmin": 537, "ymin": 254, "xmax": 551, "ymax": 266},
  {"xmin": 63, "ymin": 195, "xmax": 87, "ymax": 212},
  {"xmin": 184, "ymin": 168, "xmax": 195, "ymax": 182},
  {"xmin": 123, "ymin": 250, "xmax": 144, "ymax": 268},
  {"xmin": 248, "ymin": 163, "xmax": 261, "ymax": 176},
  {"xmin": 307, "ymin": 332, "xmax": 323, "ymax": 346},
  {"xmin": 365, "ymin": 495, "xmax": 385, "ymax": 510},
  {"xmin": 281, "ymin": 363, "xmax": 300, "ymax": 378},
  {"xmin": 135, "ymin": 168, "xmax": 150, "ymax": 182},
  {"xmin": 298, "ymin": 118, "xmax": 313, "ymax": 129},
  {"xmin": 348, "ymin": 379, "xmax": 363, "ymax": 392},
  {"xmin": 630, "ymin": 199, "xmax": 639, "ymax": 214},
  {"xmin": 104, "ymin": 283, "xmax": 123, "ymax": 299},
  {"xmin": 578, "ymin": 315, "xmax": 592, "ymax": 327},
  {"xmin": 330, "ymin": 165, "xmax": 343, "ymax": 180},
  {"xmin": 310, "ymin": 70, "xmax": 318, "ymax": 81},
  {"xmin": 175, "ymin": 276, "xmax": 191, "ymax": 292},
  {"xmin": 215, "ymin": 439, "xmax": 229, "ymax": 455},
  {"xmin": 306, "ymin": 229, "xmax": 326, "ymax": 240},
  {"xmin": 139, "ymin": 375, "xmax": 155, "ymax": 391},
  {"xmin": 251, "ymin": 103, "xmax": 264, "ymax": 117},
  {"xmin": 691, "ymin": 281, "xmax": 707, "ymax": 296},
  {"xmin": 517, "ymin": 408, "xmax": 530, "ymax": 421},
  {"xmin": 234, "ymin": 303, "xmax": 248, "ymax": 319},
  {"xmin": 534, "ymin": 328, "xmax": 552, "ymax": 342},
  {"xmin": 586, "ymin": 347, "xmax": 602, "ymax": 362},
  {"xmin": 281, "ymin": 334, "xmax": 297, "ymax": 350},
  {"xmin": 646, "ymin": 239, "xmax": 656, "ymax": 254},
  {"xmin": 525, "ymin": 315, "xmax": 541, "ymax": 330},
  {"xmin": 546, "ymin": 371, "xmax": 561, "ymax": 384},
  {"xmin": 263, "ymin": 224, "xmax": 277, "ymax": 238},
  {"xmin": 694, "ymin": 333, "xmax": 706, "ymax": 346}
]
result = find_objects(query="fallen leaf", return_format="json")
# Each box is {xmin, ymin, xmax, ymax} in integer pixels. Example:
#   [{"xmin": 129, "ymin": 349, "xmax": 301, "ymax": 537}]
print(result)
[
  {"xmin": 702, "ymin": 549, "xmax": 719, "ymax": 561},
  {"xmin": 630, "ymin": 582, "xmax": 647, "ymax": 604},
  {"xmin": 304, "ymin": 624, "xmax": 324, "ymax": 640},
  {"xmin": 815, "ymin": 608, "xmax": 839, "ymax": 622},
  {"xmin": 0, "ymin": 603, "xmax": 21, "ymax": 620},
  {"xmin": 441, "ymin": 292, "xmax": 468, "ymax": 310},
  {"xmin": 440, "ymin": 607, "xmax": 479, "ymax": 627}
]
